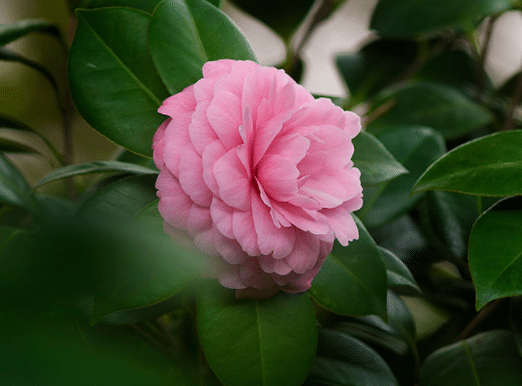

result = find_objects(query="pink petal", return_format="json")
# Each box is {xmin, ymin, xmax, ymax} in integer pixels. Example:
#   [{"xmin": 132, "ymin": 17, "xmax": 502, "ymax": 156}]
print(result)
[
  {"xmin": 186, "ymin": 204, "xmax": 212, "ymax": 238},
  {"xmin": 284, "ymin": 231, "xmax": 320, "ymax": 274},
  {"xmin": 179, "ymin": 145, "xmax": 212, "ymax": 207},
  {"xmin": 233, "ymin": 210, "xmax": 261, "ymax": 256},
  {"xmin": 213, "ymin": 230, "xmax": 249, "ymax": 264},
  {"xmin": 210, "ymin": 198, "xmax": 234, "ymax": 239},
  {"xmin": 207, "ymin": 90, "xmax": 243, "ymax": 150},
  {"xmin": 213, "ymin": 148, "xmax": 251, "ymax": 211},
  {"xmin": 202, "ymin": 140, "xmax": 226, "ymax": 196},
  {"xmin": 321, "ymin": 195, "xmax": 363, "ymax": 246},
  {"xmin": 156, "ymin": 169, "xmax": 192, "ymax": 231},
  {"xmin": 152, "ymin": 118, "xmax": 170, "ymax": 169},
  {"xmin": 189, "ymin": 102, "xmax": 218, "ymax": 155},
  {"xmin": 272, "ymin": 201, "xmax": 330, "ymax": 235},
  {"xmin": 257, "ymin": 154, "xmax": 299, "ymax": 202},
  {"xmin": 202, "ymin": 59, "xmax": 235, "ymax": 79},
  {"xmin": 162, "ymin": 112, "xmax": 192, "ymax": 178},
  {"xmin": 158, "ymin": 85, "xmax": 196, "ymax": 117}
]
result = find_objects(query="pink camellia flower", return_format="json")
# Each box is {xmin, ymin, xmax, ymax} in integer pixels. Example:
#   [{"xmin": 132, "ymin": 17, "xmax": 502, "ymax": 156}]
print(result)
[{"xmin": 153, "ymin": 59, "xmax": 363, "ymax": 298}]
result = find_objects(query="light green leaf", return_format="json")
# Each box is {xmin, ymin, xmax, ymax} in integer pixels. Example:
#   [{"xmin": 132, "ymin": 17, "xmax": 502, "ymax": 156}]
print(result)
[
  {"xmin": 379, "ymin": 247, "xmax": 419, "ymax": 291},
  {"xmin": 352, "ymin": 130, "xmax": 408, "ymax": 187},
  {"xmin": 412, "ymin": 131, "xmax": 522, "ymax": 197},
  {"xmin": 310, "ymin": 217, "xmax": 388, "ymax": 319},
  {"xmin": 148, "ymin": 0, "xmax": 257, "ymax": 95},
  {"xmin": 469, "ymin": 197, "xmax": 522, "ymax": 309},
  {"xmin": 197, "ymin": 281, "xmax": 317, "ymax": 386},
  {"xmin": 0, "ymin": 152, "xmax": 40, "ymax": 214},
  {"xmin": 68, "ymin": 7, "xmax": 169, "ymax": 157},
  {"xmin": 420, "ymin": 330, "xmax": 522, "ymax": 386}
]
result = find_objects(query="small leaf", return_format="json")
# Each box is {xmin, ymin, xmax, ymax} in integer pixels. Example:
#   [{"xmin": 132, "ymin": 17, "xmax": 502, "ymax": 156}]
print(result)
[
  {"xmin": 370, "ymin": 0, "xmax": 513, "ymax": 37},
  {"xmin": 469, "ymin": 197, "xmax": 522, "ymax": 309},
  {"xmin": 310, "ymin": 216, "xmax": 388, "ymax": 319},
  {"xmin": 379, "ymin": 247, "xmax": 419, "ymax": 291},
  {"xmin": 352, "ymin": 130, "xmax": 408, "ymax": 187},
  {"xmin": 359, "ymin": 126, "xmax": 446, "ymax": 227},
  {"xmin": 229, "ymin": 0, "xmax": 314, "ymax": 41},
  {"xmin": 412, "ymin": 131, "xmax": 522, "ymax": 197},
  {"xmin": 34, "ymin": 160, "xmax": 158, "ymax": 189},
  {"xmin": 0, "ymin": 152, "xmax": 40, "ymax": 214},
  {"xmin": 0, "ymin": 19, "xmax": 62, "ymax": 46},
  {"xmin": 148, "ymin": 0, "xmax": 257, "ymax": 95},
  {"xmin": 368, "ymin": 83, "xmax": 493, "ymax": 139},
  {"xmin": 304, "ymin": 328, "xmax": 399, "ymax": 386},
  {"xmin": 420, "ymin": 330, "xmax": 522, "ymax": 386},
  {"xmin": 68, "ymin": 7, "xmax": 169, "ymax": 156},
  {"xmin": 197, "ymin": 281, "xmax": 317, "ymax": 386}
]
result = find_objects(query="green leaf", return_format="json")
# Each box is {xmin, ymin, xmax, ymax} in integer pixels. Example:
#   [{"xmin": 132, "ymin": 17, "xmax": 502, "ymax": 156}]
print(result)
[
  {"xmin": 510, "ymin": 296, "xmax": 522, "ymax": 357},
  {"xmin": 229, "ymin": 0, "xmax": 314, "ymax": 41},
  {"xmin": 304, "ymin": 328, "xmax": 399, "ymax": 386},
  {"xmin": 352, "ymin": 130, "xmax": 408, "ymax": 187},
  {"xmin": 0, "ymin": 136, "xmax": 44, "ymax": 155},
  {"xmin": 420, "ymin": 330, "xmax": 522, "ymax": 386},
  {"xmin": 148, "ymin": 0, "xmax": 257, "ymax": 95},
  {"xmin": 337, "ymin": 39, "xmax": 417, "ymax": 104},
  {"xmin": 469, "ymin": 197, "xmax": 522, "ymax": 309},
  {"xmin": 370, "ymin": 0, "xmax": 514, "ymax": 37},
  {"xmin": 359, "ymin": 126, "xmax": 446, "ymax": 227},
  {"xmin": 0, "ymin": 152, "xmax": 40, "ymax": 214},
  {"xmin": 310, "ymin": 216, "xmax": 388, "ymax": 319},
  {"xmin": 75, "ymin": 176, "xmax": 200, "ymax": 324},
  {"xmin": 68, "ymin": 8, "xmax": 169, "ymax": 157},
  {"xmin": 379, "ymin": 247, "xmax": 420, "ymax": 291},
  {"xmin": 368, "ymin": 83, "xmax": 494, "ymax": 139},
  {"xmin": 0, "ymin": 19, "xmax": 62, "ymax": 46},
  {"xmin": 76, "ymin": 0, "xmax": 162, "ymax": 12},
  {"xmin": 197, "ymin": 281, "xmax": 317, "ymax": 386},
  {"xmin": 34, "ymin": 160, "xmax": 158, "ymax": 189},
  {"xmin": 412, "ymin": 131, "xmax": 522, "ymax": 197}
]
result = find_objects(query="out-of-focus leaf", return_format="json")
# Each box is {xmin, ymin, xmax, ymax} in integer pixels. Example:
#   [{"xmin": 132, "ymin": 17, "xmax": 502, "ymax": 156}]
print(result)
[
  {"xmin": 68, "ymin": 8, "xmax": 169, "ymax": 157},
  {"xmin": 370, "ymin": 0, "xmax": 514, "ymax": 37},
  {"xmin": 0, "ymin": 152, "xmax": 40, "ymax": 214},
  {"xmin": 379, "ymin": 247, "xmax": 419, "ymax": 291},
  {"xmin": 368, "ymin": 83, "xmax": 493, "ymax": 139},
  {"xmin": 0, "ymin": 19, "xmax": 62, "ymax": 46},
  {"xmin": 469, "ymin": 197, "xmax": 522, "ymax": 309},
  {"xmin": 412, "ymin": 131, "xmax": 522, "ymax": 197},
  {"xmin": 304, "ymin": 328, "xmax": 399, "ymax": 386},
  {"xmin": 359, "ymin": 126, "xmax": 446, "ymax": 227},
  {"xmin": 337, "ymin": 39, "xmax": 417, "ymax": 104},
  {"xmin": 34, "ymin": 160, "xmax": 158, "ymax": 188},
  {"xmin": 420, "ymin": 330, "xmax": 522, "ymax": 385},
  {"xmin": 497, "ymin": 70, "xmax": 522, "ymax": 100},
  {"xmin": 510, "ymin": 296, "xmax": 522, "ymax": 356},
  {"xmin": 0, "ymin": 137, "xmax": 43, "ymax": 155},
  {"xmin": 198, "ymin": 281, "xmax": 317, "ymax": 386},
  {"xmin": 352, "ymin": 130, "xmax": 408, "ymax": 187},
  {"xmin": 229, "ymin": 0, "xmax": 314, "ymax": 41},
  {"xmin": 148, "ymin": 0, "xmax": 256, "ymax": 95},
  {"xmin": 76, "ymin": 0, "xmax": 162, "ymax": 12},
  {"xmin": 310, "ymin": 217, "xmax": 388, "ymax": 319}
]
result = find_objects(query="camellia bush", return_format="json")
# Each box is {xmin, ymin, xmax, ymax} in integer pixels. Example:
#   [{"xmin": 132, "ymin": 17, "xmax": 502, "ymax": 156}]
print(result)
[{"xmin": 2, "ymin": 0, "xmax": 522, "ymax": 385}]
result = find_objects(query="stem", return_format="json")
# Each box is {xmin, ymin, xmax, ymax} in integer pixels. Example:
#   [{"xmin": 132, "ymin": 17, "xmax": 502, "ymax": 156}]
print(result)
[
  {"xmin": 502, "ymin": 69, "xmax": 522, "ymax": 131},
  {"xmin": 452, "ymin": 299, "xmax": 504, "ymax": 343}
]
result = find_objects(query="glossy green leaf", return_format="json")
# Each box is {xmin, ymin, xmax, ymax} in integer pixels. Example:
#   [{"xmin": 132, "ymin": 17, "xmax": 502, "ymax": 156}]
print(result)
[
  {"xmin": 359, "ymin": 126, "xmax": 446, "ymax": 227},
  {"xmin": 229, "ymin": 0, "xmax": 314, "ymax": 41},
  {"xmin": 352, "ymin": 130, "xmax": 408, "ymax": 187},
  {"xmin": 412, "ymin": 131, "xmax": 522, "ymax": 197},
  {"xmin": 510, "ymin": 296, "xmax": 522, "ymax": 356},
  {"xmin": 420, "ymin": 330, "xmax": 522, "ymax": 386},
  {"xmin": 469, "ymin": 197, "xmax": 522, "ymax": 309},
  {"xmin": 368, "ymin": 83, "xmax": 493, "ymax": 139},
  {"xmin": 304, "ymin": 328, "xmax": 399, "ymax": 386},
  {"xmin": 310, "ymin": 217, "xmax": 388, "ymax": 319},
  {"xmin": 68, "ymin": 8, "xmax": 169, "ymax": 157},
  {"xmin": 76, "ymin": 0, "xmax": 162, "ymax": 12},
  {"xmin": 34, "ymin": 160, "xmax": 157, "ymax": 188},
  {"xmin": 197, "ymin": 281, "xmax": 317, "ymax": 386},
  {"xmin": 148, "ymin": 0, "xmax": 257, "ymax": 95},
  {"xmin": 337, "ymin": 39, "xmax": 417, "ymax": 104},
  {"xmin": 370, "ymin": 0, "xmax": 514, "ymax": 37},
  {"xmin": 0, "ymin": 19, "xmax": 62, "ymax": 46},
  {"xmin": 379, "ymin": 247, "xmax": 419, "ymax": 291},
  {"xmin": 0, "ymin": 152, "xmax": 40, "ymax": 214}
]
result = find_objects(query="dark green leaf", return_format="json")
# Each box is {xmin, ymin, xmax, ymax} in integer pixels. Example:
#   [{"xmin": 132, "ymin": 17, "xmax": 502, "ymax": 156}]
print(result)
[
  {"xmin": 0, "ymin": 152, "xmax": 40, "ymax": 214},
  {"xmin": 34, "ymin": 160, "xmax": 158, "ymax": 189},
  {"xmin": 469, "ymin": 197, "xmax": 522, "ymax": 309},
  {"xmin": 68, "ymin": 8, "xmax": 169, "ymax": 157},
  {"xmin": 379, "ymin": 247, "xmax": 419, "ymax": 291},
  {"xmin": 304, "ymin": 328, "xmax": 399, "ymax": 386},
  {"xmin": 368, "ymin": 83, "xmax": 494, "ymax": 139},
  {"xmin": 412, "ymin": 131, "xmax": 522, "ymax": 197},
  {"xmin": 229, "ymin": 0, "xmax": 314, "ymax": 41},
  {"xmin": 352, "ymin": 130, "xmax": 408, "ymax": 187},
  {"xmin": 497, "ymin": 70, "xmax": 522, "ymax": 100},
  {"xmin": 420, "ymin": 330, "xmax": 522, "ymax": 385},
  {"xmin": 0, "ymin": 19, "xmax": 62, "ymax": 46},
  {"xmin": 197, "ymin": 281, "xmax": 317, "ymax": 386},
  {"xmin": 510, "ymin": 296, "xmax": 522, "ymax": 356},
  {"xmin": 148, "ymin": 0, "xmax": 257, "ymax": 95},
  {"xmin": 359, "ymin": 126, "xmax": 446, "ymax": 227},
  {"xmin": 370, "ymin": 0, "xmax": 513, "ymax": 37},
  {"xmin": 337, "ymin": 39, "xmax": 417, "ymax": 104},
  {"xmin": 76, "ymin": 0, "xmax": 162, "ymax": 12},
  {"xmin": 310, "ymin": 216, "xmax": 388, "ymax": 319}
]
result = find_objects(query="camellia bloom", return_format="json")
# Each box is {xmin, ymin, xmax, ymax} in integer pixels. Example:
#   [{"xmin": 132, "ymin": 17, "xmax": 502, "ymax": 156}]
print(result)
[{"xmin": 153, "ymin": 59, "xmax": 363, "ymax": 298}]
